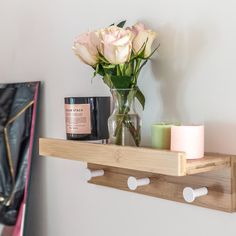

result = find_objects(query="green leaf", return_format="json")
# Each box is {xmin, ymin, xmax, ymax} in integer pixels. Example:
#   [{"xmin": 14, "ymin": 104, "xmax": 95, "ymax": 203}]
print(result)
[
  {"xmin": 125, "ymin": 62, "xmax": 133, "ymax": 76},
  {"xmin": 103, "ymin": 64, "xmax": 116, "ymax": 69},
  {"xmin": 129, "ymin": 50, "xmax": 139, "ymax": 61},
  {"xmin": 119, "ymin": 64, "xmax": 125, "ymax": 76},
  {"xmin": 136, "ymin": 59, "xmax": 148, "ymax": 76},
  {"xmin": 102, "ymin": 74, "xmax": 113, "ymax": 88},
  {"xmin": 116, "ymin": 65, "xmax": 122, "ymax": 76},
  {"xmin": 98, "ymin": 51, "xmax": 109, "ymax": 64},
  {"xmin": 110, "ymin": 75, "xmax": 133, "ymax": 89},
  {"xmin": 96, "ymin": 64, "xmax": 105, "ymax": 76},
  {"xmin": 135, "ymin": 87, "xmax": 145, "ymax": 109},
  {"xmin": 117, "ymin": 20, "xmax": 126, "ymax": 28},
  {"xmin": 103, "ymin": 65, "xmax": 115, "ymax": 76},
  {"xmin": 93, "ymin": 64, "xmax": 99, "ymax": 77}
]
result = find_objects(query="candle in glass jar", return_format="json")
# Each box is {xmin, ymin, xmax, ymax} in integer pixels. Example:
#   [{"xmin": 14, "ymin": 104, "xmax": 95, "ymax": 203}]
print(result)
[
  {"xmin": 171, "ymin": 125, "xmax": 204, "ymax": 159},
  {"xmin": 64, "ymin": 97, "xmax": 110, "ymax": 141}
]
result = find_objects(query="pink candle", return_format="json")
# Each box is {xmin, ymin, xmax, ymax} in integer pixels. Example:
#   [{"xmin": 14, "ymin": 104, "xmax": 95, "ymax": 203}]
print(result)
[{"xmin": 171, "ymin": 125, "xmax": 204, "ymax": 159}]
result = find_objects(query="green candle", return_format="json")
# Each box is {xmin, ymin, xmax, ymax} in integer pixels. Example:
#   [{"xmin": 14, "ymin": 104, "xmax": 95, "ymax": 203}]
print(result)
[{"xmin": 151, "ymin": 124, "xmax": 172, "ymax": 149}]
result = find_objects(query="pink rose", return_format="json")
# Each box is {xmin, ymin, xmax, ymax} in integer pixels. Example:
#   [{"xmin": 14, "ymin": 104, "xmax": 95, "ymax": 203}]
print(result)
[
  {"xmin": 131, "ymin": 23, "xmax": 157, "ymax": 58},
  {"xmin": 73, "ymin": 32, "xmax": 99, "ymax": 66},
  {"xmin": 100, "ymin": 26, "xmax": 133, "ymax": 64}
]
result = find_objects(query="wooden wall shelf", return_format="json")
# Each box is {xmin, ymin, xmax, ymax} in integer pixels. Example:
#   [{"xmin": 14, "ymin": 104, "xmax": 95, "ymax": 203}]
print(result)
[
  {"xmin": 39, "ymin": 138, "xmax": 236, "ymax": 212},
  {"xmin": 39, "ymin": 138, "xmax": 230, "ymax": 176}
]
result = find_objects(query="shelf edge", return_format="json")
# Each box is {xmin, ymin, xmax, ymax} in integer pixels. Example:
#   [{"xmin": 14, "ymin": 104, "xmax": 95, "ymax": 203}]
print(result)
[{"xmin": 39, "ymin": 138, "xmax": 186, "ymax": 176}]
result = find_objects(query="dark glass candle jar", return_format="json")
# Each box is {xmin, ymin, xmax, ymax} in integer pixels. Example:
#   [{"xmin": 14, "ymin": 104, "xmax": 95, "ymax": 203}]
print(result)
[{"xmin": 64, "ymin": 97, "xmax": 110, "ymax": 141}]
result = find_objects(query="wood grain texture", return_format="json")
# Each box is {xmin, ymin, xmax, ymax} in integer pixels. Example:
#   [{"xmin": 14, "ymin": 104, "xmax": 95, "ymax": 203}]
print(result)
[
  {"xmin": 186, "ymin": 155, "xmax": 231, "ymax": 175},
  {"xmin": 88, "ymin": 162, "xmax": 234, "ymax": 212},
  {"xmin": 39, "ymin": 138, "xmax": 186, "ymax": 176},
  {"xmin": 39, "ymin": 138, "xmax": 231, "ymax": 176},
  {"xmin": 231, "ymin": 158, "xmax": 236, "ymax": 211}
]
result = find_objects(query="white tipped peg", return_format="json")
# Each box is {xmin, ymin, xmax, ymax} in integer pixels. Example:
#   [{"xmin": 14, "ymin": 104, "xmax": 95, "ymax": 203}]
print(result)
[
  {"xmin": 183, "ymin": 187, "xmax": 208, "ymax": 203},
  {"xmin": 127, "ymin": 176, "xmax": 150, "ymax": 191},
  {"xmin": 85, "ymin": 168, "xmax": 104, "ymax": 181}
]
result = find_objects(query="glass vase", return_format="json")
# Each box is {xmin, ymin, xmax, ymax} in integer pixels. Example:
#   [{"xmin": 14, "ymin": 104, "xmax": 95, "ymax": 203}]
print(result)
[{"xmin": 108, "ymin": 88, "xmax": 141, "ymax": 147}]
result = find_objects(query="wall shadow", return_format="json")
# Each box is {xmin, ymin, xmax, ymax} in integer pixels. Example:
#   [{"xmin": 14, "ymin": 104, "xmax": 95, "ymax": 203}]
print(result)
[{"xmin": 150, "ymin": 22, "xmax": 209, "ymax": 123}]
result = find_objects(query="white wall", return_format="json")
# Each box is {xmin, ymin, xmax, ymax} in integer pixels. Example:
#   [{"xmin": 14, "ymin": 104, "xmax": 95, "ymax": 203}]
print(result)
[{"xmin": 1, "ymin": 0, "xmax": 236, "ymax": 235}]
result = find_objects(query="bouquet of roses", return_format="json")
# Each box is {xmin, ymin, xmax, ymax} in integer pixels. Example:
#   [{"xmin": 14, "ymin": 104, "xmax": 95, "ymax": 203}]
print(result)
[{"xmin": 73, "ymin": 21, "xmax": 158, "ymax": 146}]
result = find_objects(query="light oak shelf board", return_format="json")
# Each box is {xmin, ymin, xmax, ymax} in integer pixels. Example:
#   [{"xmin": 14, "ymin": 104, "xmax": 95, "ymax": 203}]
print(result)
[{"xmin": 39, "ymin": 138, "xmax": 231, "ymax": 177}]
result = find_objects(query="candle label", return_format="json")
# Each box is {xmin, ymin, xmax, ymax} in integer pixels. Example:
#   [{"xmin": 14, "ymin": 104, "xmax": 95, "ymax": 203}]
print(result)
[{"xmin": 65, "ymin": 104, "xmax": 91, "ymax": 134}]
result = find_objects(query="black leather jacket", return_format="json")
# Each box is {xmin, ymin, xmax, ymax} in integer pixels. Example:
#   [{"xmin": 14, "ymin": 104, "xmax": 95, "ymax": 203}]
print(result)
[{"xmin": 0, "ymin": 82, "xmax": 38, "ymax": 226}]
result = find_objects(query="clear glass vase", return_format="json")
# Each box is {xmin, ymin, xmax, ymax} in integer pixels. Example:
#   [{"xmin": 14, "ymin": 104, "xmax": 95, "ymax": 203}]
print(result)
[{"xmin": 108, "ymin": 88, "xmax": 141, "ymax": 147}]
